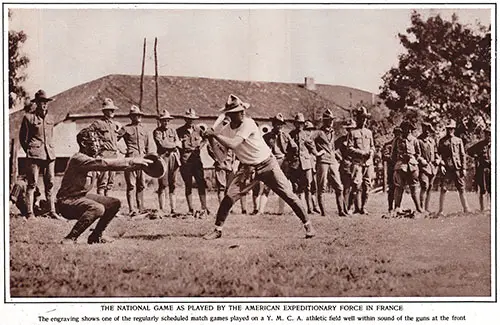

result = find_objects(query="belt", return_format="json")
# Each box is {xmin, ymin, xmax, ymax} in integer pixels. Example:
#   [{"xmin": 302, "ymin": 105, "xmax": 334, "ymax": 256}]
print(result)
[{"xmin": 241, "ymin": 155, "xmax": 273, "ymax": 168}]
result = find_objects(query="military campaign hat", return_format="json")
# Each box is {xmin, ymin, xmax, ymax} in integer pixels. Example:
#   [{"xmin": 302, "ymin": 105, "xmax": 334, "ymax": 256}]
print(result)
[
  {"xmin": 220, "ymin": 94, "xmax": 250, "ymax": 113},
  {"xmin": 294, "ymin": 113, "xmax": 306, "ymax": 123},
  {"xmin": 158, "ymin": 109, "xmax": 174, "ymax": 120},
  {"xmin": 129, "ymin": 105, "xmax": 144, "ymax": 116},
  {"xmin": 102, "ymin": 98, "xmax": 118, "ymax": 111},
  {"xmin": 184, "ymin": 108, "xmax": 200, "ymax": 119},
  {"xmin": 143, "ymin": 153, "xmax": 167, "ymax": 178},
  {"xmin": 31, "ymin": 89, "xmax": 54, "ymax": 103},
  {"xmin": 272, "ymin": 113, "xmax": 286, "ymax": 124}
]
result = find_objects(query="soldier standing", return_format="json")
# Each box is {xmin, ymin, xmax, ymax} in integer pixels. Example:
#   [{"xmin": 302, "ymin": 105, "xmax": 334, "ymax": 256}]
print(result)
[
  {"xmin": 347, "ymin": 107, "xmax": 375, "ymax": 214},
  {"xmin": 382, "ymin": 127, "xmax": 402, "ymax": 212},
  {"xmin": 391, "ymin": 121, "xmax": 423, "ymax": 213},
  {"xmin": 304, "ymin": 120, "xmax": 320, "ymax": 214},
  {"xmin": 467, "ymin": 126, "xmax": 491, "ymax": 211},
  {"xmin": 89, "ymin": 98, "xmax": 121, "ymax": 196},
  {"xmin": 312, "ymin": 109, "xmax": 347, "ymax": 217},
  {"xmin": 334, "ymin": 118, "xmax": 357, "ymax": 213},
  {"xmin": 436, "ymin": 119, "xmax": 470, "ymax": 215},
  {"xmin": 19, "ymin": 90, "xmax": 62, "ymax": 220},
  {"xmin": 288, "ymin": 113, "xmax": 319, "ymax": 214},
  {"xmin": 418, "ymin": 122, "xmax": 439, "ymax": 212},
  {"xmin": 260, "ymin": 113, "xmax": 295, "ymax": 215},
  {"xmin": 153, "ymin": 109, "xmax": 181, "ymax": 216},
  {"xmin": 177, "ymin": 108, "xmax": 209, "ymax": 217},
  {"xmin": 117, "ymin": 105, "xmax": 150, "ymax": 216}
]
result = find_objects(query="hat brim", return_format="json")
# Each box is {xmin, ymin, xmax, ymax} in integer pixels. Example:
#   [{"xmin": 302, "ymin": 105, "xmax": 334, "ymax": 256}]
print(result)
[
  {"xmin": 220, "ymin": 103, "xmax": 249, "ymax": 113},
  {"xmin": 102, "ymin": 107, "xmax": 118, "ymax": 111},
  {"xmin": 184, "ymin": 115, "xmax": 199, "ymax": 119},
  {"xmin": 129, "ymin": 112, "xmax": 144, "ymax": 116},
  {"xmin": 31, "ymin": 98, "xmax": 54, "ymax": 103},
  {"xmin": 143, "ymin": 153, "xmax": 167, "ymax": 178},
  {"xmin": 159, "ymin": 116, "xmax": 173, "ymax": 120}
]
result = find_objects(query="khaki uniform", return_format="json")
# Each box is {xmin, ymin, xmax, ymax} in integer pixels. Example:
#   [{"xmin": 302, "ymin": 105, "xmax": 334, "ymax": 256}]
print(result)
[
  {"xmin": 153, "ymin": 127, "xmax": 181, "ymax": 193},
  {"xmin": 437, "ymin": 134, "xmax": 466, "ymax": 192},
  {"xmin": 19, "ymin": 111, "xmax": 57, "ymax": 216},
  {"xmin": 382, "ymin": 138, "xmax": 396, "ymax": 211},
  {"xmin": 177, "ymin": 124, "xmax": 207, "ymax": 212},
  {"xmin": 468, "ymin": 139, "xmax": 491, "ymax": 195},
  {"xmin": 262, "ymin": 129, "xmax": 294, "ymax": 195},
  {"xmin": 335, "ymin": 134, "xmax": 353, "ymax": 210},
  {"xmin": 288, "ymin": 129, "xmax": 316, "ymax": 193},
  {"xmin": 117, "ymin": 123, "xmax": 149, "ymax": 213},
  {"xmin": 90, "ymin": 117, "xmax": 122, "ymax": 195},
  {"xmin": 347, "ymin": 127, "xmax": 375, "ymax": 213}
]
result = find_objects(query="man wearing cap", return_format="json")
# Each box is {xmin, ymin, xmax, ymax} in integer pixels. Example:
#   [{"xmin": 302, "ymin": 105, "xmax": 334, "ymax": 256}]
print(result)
[
  {"xmin": 347, "ymin": 106, "xmax": 375, "ymax": 215},
  {"xmin": 288, "ymin": 113, "xmax": 320, "ymax": 215},
  {"xmin": 334, "ymin": 118, "xmax": 357, "ymax": 213},
  {"xmin": 436, "ymin": 119, "xmax": 470, "ymax": 215},
  {"xmin": 19, "ymin": 89, "xmax": 62, "ymax": 220},
  {"xmin": 391, "ymin": 121, "xmax": 423, "ymax": 213},
  {"xmin": 57, "ymin": 127, "xmax": 152, "ymax": 244},
  {"xmin": 89, "ymin": 98, "xmax": 122, "ymax": 196},
  {"xmin": 382, "ymin": 127, "xmax": 402, "ymax": 212},
  {"xmin": 176, "ymin": 108, "xmax": 209, "ymax": 217},
  {"xmin": 418, "ymin": 122, "xmax": 439, "ymax": 212},
  {"xmin": 467, "ymin": 126, "xmax": 491, "ymax": 211},
  {"xmin": 259, "ymin": 113, "xmax": 296, "ymax": 215},
  {"xmin": 202, "ymin": 94, "xmax": 315, "ymax": 240},
  {"xmin": 153, "ymin": 109, "xmax": 182, "ymax": 215},
  {"xmin": 312, "ymin": 109, "xmax": 347, "ymax": 217},
  {"xmin": 304, "ymin": 120, "xmax": 321, "ymax": 214},
  {"xmin": 117, "ymin": 105, "xmax": 150, "ymax": 216}
]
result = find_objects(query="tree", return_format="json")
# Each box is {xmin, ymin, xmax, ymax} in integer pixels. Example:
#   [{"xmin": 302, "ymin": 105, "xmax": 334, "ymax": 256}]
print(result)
[
  {"xmin": 9, "ymin": 10, "xmax": 30, "ymax": 108},
  {"xmin": 379, "ymin": 11, "xmax": 491, "ymax": 129}
]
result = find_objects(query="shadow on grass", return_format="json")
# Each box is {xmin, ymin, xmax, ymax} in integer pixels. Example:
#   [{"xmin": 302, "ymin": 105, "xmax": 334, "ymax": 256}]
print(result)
[{"xmin": 122, "ymin": 233, "xmax": 203, "ymax": 241}]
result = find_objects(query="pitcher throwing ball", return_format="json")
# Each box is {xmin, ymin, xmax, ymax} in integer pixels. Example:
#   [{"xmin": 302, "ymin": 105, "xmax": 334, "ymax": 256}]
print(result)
[
  {"xmin": 56, "ymin": 127, "xmax": 153, "ymax": 244},
  {"xmin": 202, "ymin": 94, "xmax": 315, "ymax": 240}
]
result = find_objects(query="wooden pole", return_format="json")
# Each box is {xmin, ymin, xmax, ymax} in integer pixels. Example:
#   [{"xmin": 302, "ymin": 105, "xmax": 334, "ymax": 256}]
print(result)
[
  {"xmin": 154, "ymin": 37, "xmax": 160, "ymax": 117},
  {"xmin": 139, "ymin": 37, "xmax": 146, "ymax": 109}
]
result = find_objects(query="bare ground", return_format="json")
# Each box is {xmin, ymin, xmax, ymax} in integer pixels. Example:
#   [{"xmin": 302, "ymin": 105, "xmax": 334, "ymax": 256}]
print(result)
[{"xmin": 9, "ymin": 191, "xmax": 491, "ymax": 297}]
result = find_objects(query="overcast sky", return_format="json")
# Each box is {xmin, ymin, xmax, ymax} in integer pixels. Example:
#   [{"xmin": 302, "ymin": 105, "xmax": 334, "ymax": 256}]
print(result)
[{"xmin": 8, "ymin": 5, "xmax": 492, "ymax": 97}]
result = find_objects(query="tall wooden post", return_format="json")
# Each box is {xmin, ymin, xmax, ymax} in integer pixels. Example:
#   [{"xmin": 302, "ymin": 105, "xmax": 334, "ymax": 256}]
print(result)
[
  {"xmin": 139, "ymin": 37, "xmax": 146, "ymax": 109},
  {"xmin": 154, "ymin": 37, "xmax": 160, "ymax": 117}
]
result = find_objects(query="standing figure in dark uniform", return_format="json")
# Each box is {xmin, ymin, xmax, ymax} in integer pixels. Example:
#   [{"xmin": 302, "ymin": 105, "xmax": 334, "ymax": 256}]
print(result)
[
  {"xmin": 19, "ymin": 89, "xmax": 62, "ymax": 220},
  {"xmin": 304, "ymin": 120, "xmax": 320, "ymax": 214},
  {"xmin": 177, "ymin": 108, "xmax": 209, "ymax": 217},
  {"xmin": 334, "ymin": 118, "xmax": 357, "ymax": 213},
  {"xmin": 57, "ymin": 127, "xmax": 152, "ymax": 244},
  {"xmin": 437, "ymin": 119, "xmax": 470, "ymax": 215},
  {"xmin": 467, "ymin": 126, "xmax": 491, "ymax": 211},
  {"xmin": 153, "ymin": 109, "xmax": 181, "ymax": 215},
  {"xmin": 288, "ymin": 113, "xmax": 319, "ymax": 214},
  {"xmin": 89, "ymin": 98, "xmax": 122, "ymax": 196},
  {"xmin": 312, "ymin": 109, "xmax": 347, "ymax": 217},
  {"xmin": 418, "ymin": 122, "xmax": 439, "ymax": 212},
  {"xmin": 117, "ymin": 105, "xmax": 150, "ymax": 216},
  {"xmin": 347, "ymin": 107, "xmax": 375, "ymax": 214},
  {"xmin": 382, "ymin": 127, "xmax": 401, "ymax": 212},
  {"xmin": 260, "ymin": 113, "xmax": 296, "ymax": 215}
]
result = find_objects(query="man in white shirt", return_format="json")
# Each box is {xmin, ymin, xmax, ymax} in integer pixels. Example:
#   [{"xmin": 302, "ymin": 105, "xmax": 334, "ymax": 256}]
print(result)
[{"xmin": 202, "ymin": 94, "xmax": 316, "ymax": 240}]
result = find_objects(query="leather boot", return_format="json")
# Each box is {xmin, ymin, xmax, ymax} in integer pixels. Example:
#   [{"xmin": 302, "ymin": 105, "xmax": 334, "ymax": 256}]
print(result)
[
  {"xmin": 353, "ymin": 191, "xmax": 362, "ymax": 214},
  {"xmin": 186, "ymin": 194, "xmax": 194, "ymax": 213},
  {"xmin": 64, "ymin": 217, "xmax": 96, "ymax": 242},
  {"xmin": 361, "ymin": 190, "xmax": 369, "ymax": 214},
  {"xmin": 137, "ymin": 191, "xmax": 145, "ymax": 212},
  {"xmin": 126, "ymin": 190, "xmax": 136, "ymax": 215},
  {"xmin": 419, "ymin": 188, "xmax": 426, "ymax": 212},
  {"xmin": 240, "ymin": 194, "xmax": 248, "ymax": 214},
  {"xmin": 317, "ymin": 193, "xmax": 326, "ymax": 216},
  {"xmin": 311, "ymin": 194, "xmax": 320, "ymax": 214},
  {"xmin": 459, "ymin": 191, "xmax": 471, "ymax": 213},
  {"xmin": 169, "ymin": 193, "xmax": 177, "ymax": 214},
  {"xmin": 200, "ymin": 194, "xmax": 208, "ymax": 211},
  {"xmin": 437, "ymin": 191, "xmax": 446, "ymax": 215},
  {"xmin": 424, "ymin": 190, "xmax": 432, "ymax": 212},
  {"xmin": 336, "ymin": 193, "xmax": 347, "ymax": 216},
  {"xmin": 410, "ymin": 187, "xmax": 423, "ymax": 212},
  {"xmin": 304, "ymin": 191, "xmax": 312, "ymax": 214},
  {"xmin": 394, "ymin": 187, "xmax": 403, "ymax": 211},
  {"xmin": 25, "ymin": 187, "xmax": 35, "ymax": 218},
  {"xmin": 158, "ymin": 190, "xmax": 165, "ymax": 211},
  {"xmin": 258, "ymin": 195, "xmax": 268, "ymax": 214},
  {"xmin": 479, "ymin": 194, "xmax": 485, "ymax": 211}
]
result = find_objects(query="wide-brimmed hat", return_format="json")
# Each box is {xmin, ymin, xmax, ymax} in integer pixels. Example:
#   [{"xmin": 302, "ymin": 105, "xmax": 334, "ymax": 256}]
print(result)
[
  {"xmin": 445, "ymin": 119, "xmax": 457, "ymax": 128},
  {"xmin": 129, "ymin": 105, "xmax": 144, "ymax": 116},
  {"xmin": 143, "ymin": 153, "xmax": 167, "ymax": 178},
  {"xmin": 102, "ymin": 98, "xmax": 118, "ymax": 111},
  {"xmin": 294, "ymin": 113, "xmax": 306, "ymax": 123},
  {"xmin": 220, "ymin": 94, "xmax": 250, "ymax": 113},
  {"xmin": 322, "ymin": 109, "xmax": 335, "ymax": 120},
  {"xmin": 342, "ymin": 118, "xmax": 357, "ymax": 129},
  {"xmin": 158, "ymin": 109, "xmax": 173, "ymax": 120},
  {"xmin": 304, "ymin": 120, "xmax": 315, "ymax": 130},
  {"xmin": 184, "ymin": 108, "xmax": 199, "ymax": 119},
  {"xmin": 31, "ymin": 89, "xmax": 53, "ymax": 103},
  {"xmin": 393, "ymin": 127, "xmax": 402, "ymax": 134},
  {"xmin": 355, "ymin": 106, "xmax": 371, "ymax": 118},
  {"xmin": 421, "ymin": 121, "xmax": 436, "ymax": 133},
  {"xmin": 272, "ymin": 113, "xmax": 286, "ymax": 124},
  {"xmin": 400, "ymin": 121, "xmax": 416, "ymax": 131}
]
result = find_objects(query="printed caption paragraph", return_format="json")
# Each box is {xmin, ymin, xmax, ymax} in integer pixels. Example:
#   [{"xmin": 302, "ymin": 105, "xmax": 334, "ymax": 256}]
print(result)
[{"xmin": 35, "ymin": 304, "xmax": 468, "ymax": 324}]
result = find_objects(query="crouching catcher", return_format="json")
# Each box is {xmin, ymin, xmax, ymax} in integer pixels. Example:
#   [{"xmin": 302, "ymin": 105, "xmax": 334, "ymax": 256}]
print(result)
[{"xmin": 56, "ymin": 127, "xmax": 152, "ymax": 244}]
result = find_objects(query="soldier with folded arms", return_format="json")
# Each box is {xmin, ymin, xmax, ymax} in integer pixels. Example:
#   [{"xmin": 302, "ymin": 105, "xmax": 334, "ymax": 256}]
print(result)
[
  {"xmin": 418, "ymin": 122, "xmax": 439, "ymax": 212},
  {"xmin": 467, "ymin": 125, "xmax": 491, "ymax": 211},
  {"xmin": 382, "ymin": 127, "xmax": 401, "ymax": 212},
  {"xmin": 57, "ymin": 127, "xmax": 152, "ymax": 244},
  {"xmin": 334, "ymin": 118, "xmax": 357, "ymax": 213},
  {"xmin": 202, "ymin": 94, "xmax": 315, "ymax": 240}
]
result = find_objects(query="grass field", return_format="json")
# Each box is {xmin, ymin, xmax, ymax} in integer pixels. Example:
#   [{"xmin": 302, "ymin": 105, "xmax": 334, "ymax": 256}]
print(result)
[{"xmin": 9, "ymin": 191, "xmax": 491, "ymax": 297}]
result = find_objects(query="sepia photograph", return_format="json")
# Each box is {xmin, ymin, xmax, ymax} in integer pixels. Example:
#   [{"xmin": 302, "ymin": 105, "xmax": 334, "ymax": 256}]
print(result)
[{"xmin": 3, "ymin": 1, "xmax": 495, "ymax": 307}]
